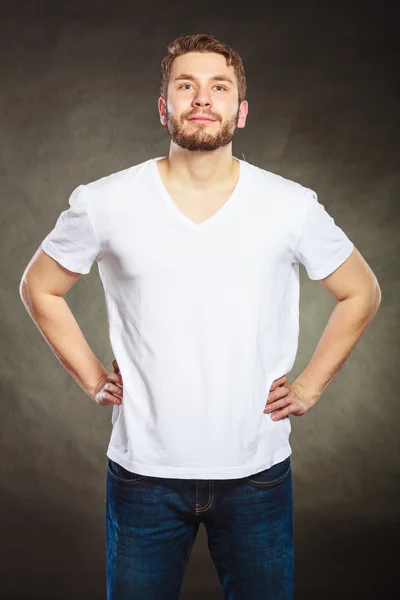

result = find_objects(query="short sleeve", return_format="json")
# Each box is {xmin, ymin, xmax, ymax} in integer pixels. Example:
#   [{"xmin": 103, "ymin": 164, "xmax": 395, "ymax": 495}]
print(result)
[
  {"xmin": 294, "ymin": 190, "xmax": 354, "ymax": 280},
  {"xmin": 41, "ymin": 184, "xmax": 101, "ymax": 274}
]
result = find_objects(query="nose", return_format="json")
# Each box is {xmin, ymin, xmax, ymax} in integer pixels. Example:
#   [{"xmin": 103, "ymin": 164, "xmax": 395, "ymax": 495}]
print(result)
[{"xmin": 192, "ymin": 87, "xmax": 212, "ymax": 108}]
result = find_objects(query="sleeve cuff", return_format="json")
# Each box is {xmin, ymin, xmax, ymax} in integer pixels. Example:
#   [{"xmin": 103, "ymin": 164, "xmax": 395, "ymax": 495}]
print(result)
[
  {"xmin": 306, "ymin": 240, "xmax": 355, "ymax": 280},
  {"xmin": 41, "ymin": 240, "xmax": 92, "ymax": 275}
]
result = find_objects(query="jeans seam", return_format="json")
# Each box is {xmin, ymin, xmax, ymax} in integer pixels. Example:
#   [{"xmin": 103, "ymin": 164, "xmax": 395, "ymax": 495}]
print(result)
[
  {"xmin": 107, "ymin": 460, "xmax": 150, "ymax": 485},
  {"xmin": 244, "ymin": 463, "xmax": 291, "ymax": 488}
]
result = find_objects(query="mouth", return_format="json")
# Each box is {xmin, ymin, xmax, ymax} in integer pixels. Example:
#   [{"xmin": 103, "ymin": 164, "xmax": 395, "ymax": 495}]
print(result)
[{"xmin": 188, "ymin": 117, "xmax": 216, "ymax": 123}]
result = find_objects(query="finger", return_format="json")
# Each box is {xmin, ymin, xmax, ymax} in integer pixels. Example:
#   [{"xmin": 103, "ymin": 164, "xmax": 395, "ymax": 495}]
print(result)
[
  {"xmin": 108, "ymin": 372, "xmax": 123, "ymax": 386},
  {"xmin": 112, "ymin": 361, "xmax": 122, "ymax": 382},
  {"xmin": 103, "ymin": 390, "xmax": 121, "ymax": 404},
  {"xmin": 267, "ymin": 385, "xmax": 290, "ymax": 403},
  {"xmin": 270, "ymin": 404, "xmax": 296, "ymax": 420},
  {"xmin": 97, "ymin": 398, "xmax": 113, "ymax": 407},
  {"xmin": 264, "ymin": 397, "xmax": 292, "ymax": 413},
  {"xmin": 104, "ymin": 382, "xmax": 123, "ymax": 398},
  {"xmin": 270, "ymin": 375, "xmax": 287, "ymax": 390}
]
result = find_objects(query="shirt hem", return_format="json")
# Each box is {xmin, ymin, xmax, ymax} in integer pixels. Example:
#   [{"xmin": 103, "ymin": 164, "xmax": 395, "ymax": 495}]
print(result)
[
  {"xmin": 106, "ymin": 444, "xmax": 292, "ymax": 480},
  {"xmin": 41, "ymin": 240, "xmax": 92, "ymax": 274},
  {"xmin": 307, "ymin": 240, "xmax": 354, "ymax": 280}
]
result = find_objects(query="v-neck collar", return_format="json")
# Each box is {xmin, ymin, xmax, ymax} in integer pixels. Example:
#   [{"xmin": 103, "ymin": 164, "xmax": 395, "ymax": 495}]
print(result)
[{"xmin": 151, "ymin": 155, "xmax": 244, "ymax": 231}]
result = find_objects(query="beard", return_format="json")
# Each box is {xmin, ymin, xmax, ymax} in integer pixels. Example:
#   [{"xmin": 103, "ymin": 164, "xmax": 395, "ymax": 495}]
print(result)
[{"xmin": 165, "ymin": 107, "xmax": 240, "ymax": 152}]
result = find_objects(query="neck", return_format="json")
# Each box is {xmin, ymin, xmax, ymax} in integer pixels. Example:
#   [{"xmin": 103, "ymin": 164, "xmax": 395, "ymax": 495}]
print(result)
[{"xmin": 162, "ymin": 145, "xmax": 237, "ymax": 191}]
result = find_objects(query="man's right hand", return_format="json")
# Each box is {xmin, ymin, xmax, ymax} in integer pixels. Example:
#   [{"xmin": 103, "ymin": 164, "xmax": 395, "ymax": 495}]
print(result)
[{"xmin": 93, "ymin": 359, "xmax": 123, "ymax": 407}]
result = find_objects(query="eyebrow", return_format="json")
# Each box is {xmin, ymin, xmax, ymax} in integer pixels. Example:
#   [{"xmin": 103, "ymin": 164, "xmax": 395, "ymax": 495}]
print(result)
[{"xmin": 172, "ymin": 73, "xmax": 235, "ymax": 85}]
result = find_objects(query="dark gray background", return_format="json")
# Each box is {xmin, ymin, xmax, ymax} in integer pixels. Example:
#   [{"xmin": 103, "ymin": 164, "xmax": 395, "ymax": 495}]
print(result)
[{"xmin": 2, "ymin": 0, "xmax": 399, "ymax": 598}]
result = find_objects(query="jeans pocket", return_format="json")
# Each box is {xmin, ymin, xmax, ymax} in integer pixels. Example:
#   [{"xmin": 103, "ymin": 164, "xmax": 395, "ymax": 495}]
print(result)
[
  {"xmin": 107, "ymin": 458, "xmax": 150, "ymax": 485},
  {"xmin": 244, "ymin": 456, "xmax": 291, "ymax": 488}
]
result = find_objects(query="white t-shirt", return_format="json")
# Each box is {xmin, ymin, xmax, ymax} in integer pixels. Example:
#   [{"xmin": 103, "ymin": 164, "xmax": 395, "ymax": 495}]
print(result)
[{"xmin": 41, "ymin": 156, "xmax": 354, "ymax": 479}]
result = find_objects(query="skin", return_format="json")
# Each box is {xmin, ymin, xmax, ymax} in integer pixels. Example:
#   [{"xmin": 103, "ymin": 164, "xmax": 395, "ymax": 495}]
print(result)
[
  {"xmin": 102, "ymin": 52, "xmax": 293, "ymax": 414},
  {"xmin": 157, "ymin": 51, "xmax": 249, "ymax": 193},
  {"xmin": 22, "ymin": 51, "xmax": 380, "ymax": 420},
  {"xmin": 105, "ymin": 52, "xmax": 381, "ymax": 421}
]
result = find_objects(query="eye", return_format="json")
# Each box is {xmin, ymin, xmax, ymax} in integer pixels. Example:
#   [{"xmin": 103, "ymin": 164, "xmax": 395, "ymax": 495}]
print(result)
[{"xmin": 178, "ymin": 84, "xmax": 227, "ymax": 91}]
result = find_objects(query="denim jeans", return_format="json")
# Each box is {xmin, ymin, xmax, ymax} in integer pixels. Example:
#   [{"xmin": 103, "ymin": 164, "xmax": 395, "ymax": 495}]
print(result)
[{"xmin": 106, "ymin": 455, "xmax": 294, "ymax": 599}]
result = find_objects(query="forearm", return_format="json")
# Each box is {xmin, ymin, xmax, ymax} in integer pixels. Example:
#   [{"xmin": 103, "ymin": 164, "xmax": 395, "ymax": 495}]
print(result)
[
  {"xmin": 293, "ymin": 291, "xmax": 381, "ymax": 402},
  {"xmin": 21, "ymin": 287, "xmax": 108, "ymax": 399}
]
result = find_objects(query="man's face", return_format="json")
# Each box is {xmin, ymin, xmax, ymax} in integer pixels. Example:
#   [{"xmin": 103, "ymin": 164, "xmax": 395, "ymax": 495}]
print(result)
[{"xmin": 159, "ymin": 52, "xmax": 248, "ymax": 152}]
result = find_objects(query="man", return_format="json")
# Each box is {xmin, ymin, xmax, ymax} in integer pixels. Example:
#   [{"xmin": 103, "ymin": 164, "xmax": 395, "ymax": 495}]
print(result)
[{"xmin": 20, "ymin": 33, "xmax": 381, "ymax": 600}]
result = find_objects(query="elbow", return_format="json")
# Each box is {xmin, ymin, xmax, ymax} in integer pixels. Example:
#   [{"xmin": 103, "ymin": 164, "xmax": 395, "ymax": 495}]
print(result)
[
  {"xmin": 19, "ymin": 279, "xmax": 28, "ymax": 304},
  {"xmin": 371, "ymin": 280, "xmax": 382, "ymax": 310},
  {"xmin": 19, "ymin": 280, "xmax": 32, "ymax": 312}
]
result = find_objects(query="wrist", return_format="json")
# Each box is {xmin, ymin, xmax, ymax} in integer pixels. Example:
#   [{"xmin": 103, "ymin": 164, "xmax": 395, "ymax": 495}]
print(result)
[
  {"xmin": 86, "ymin": 367, "xmax": 109, "ymax": 399},
  {"xmin": 291, "ymin": 378, "xmax": 322, "ymax": 405}
]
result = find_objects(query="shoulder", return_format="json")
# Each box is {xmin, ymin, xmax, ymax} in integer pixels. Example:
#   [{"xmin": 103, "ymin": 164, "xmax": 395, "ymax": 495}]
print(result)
[
  {"xmin": 84, "ymin": 158, "xmax": 154, "ymax": 196},
  {"xmin": 243, "ymin": 160, "xmax": 316, "ymax": 206}
]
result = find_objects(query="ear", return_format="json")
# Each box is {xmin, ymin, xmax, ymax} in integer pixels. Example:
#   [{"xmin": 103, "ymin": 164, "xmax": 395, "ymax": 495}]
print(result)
[
  {"xmin": 237, "ymin": 100, "xmax": 249, "ymax": 129},
  {"xmin": 158, "ymin": 96, "xmax": 167, "ymax": 126}
]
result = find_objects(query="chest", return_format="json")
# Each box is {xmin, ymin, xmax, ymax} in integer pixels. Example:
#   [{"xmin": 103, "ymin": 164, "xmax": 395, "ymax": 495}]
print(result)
[
  {"xmin": 101, "ymin": 202, "xmax": 296, "ymax": 290},
  {"xmin": 165, "ymin": 187, "xmax": 238, "ymax": 225}
]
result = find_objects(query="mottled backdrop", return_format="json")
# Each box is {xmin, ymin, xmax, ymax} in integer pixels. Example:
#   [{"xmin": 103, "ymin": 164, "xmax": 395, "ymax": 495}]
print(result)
[{"xmin": 1, "ymin": 0, "xmax": 399, "ymax": 598}]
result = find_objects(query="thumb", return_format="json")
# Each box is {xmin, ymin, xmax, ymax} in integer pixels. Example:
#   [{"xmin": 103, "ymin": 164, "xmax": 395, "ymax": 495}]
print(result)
[{"xmin": 112, "ymin": 359, "xmax": 120, "ymax": 374}]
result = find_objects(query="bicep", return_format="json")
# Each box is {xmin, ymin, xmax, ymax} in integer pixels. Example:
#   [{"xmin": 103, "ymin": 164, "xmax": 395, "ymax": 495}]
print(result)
[
  {"xmin": 318, "ymin": 246, "xmax": 381, "ymax": 301},
  {"xmin": 20, "ymin": 246, "xmax": 82, "ymax": 299}
]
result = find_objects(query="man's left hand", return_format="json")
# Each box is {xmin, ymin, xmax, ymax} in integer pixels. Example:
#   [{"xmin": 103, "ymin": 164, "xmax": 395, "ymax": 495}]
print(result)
[{"xmin": 264, "ymin": 377, "xmax": 319, "ymax": 421}]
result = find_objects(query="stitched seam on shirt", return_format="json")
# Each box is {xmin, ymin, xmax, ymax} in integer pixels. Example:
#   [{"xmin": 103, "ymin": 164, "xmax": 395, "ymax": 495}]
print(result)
[
  {"xmin": 293, "ymin": 189, "xmax": 315, "ymax": 260},
  {"xmin": 42, "ymin": 238, "xmax": 90, "ymax": 272},
  {"xmin": 82, "ymin": 184, "xmax": 102, "ymax": 263},
  {"xmin": 306, "ymin": 241, "xmax": 354, "ymax": 278}
]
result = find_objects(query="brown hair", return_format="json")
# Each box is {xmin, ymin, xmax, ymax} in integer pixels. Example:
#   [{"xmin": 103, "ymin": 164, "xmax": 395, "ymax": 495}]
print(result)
[{"xmin": 160, "ymin": 34, "xmax": 247, "ymax": 105}]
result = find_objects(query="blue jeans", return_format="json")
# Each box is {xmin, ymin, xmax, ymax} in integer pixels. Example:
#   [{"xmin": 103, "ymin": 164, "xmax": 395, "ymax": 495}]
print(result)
[{"xmin": 106, "ymin": 455, "xmax": 294, "ymax": 599}]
